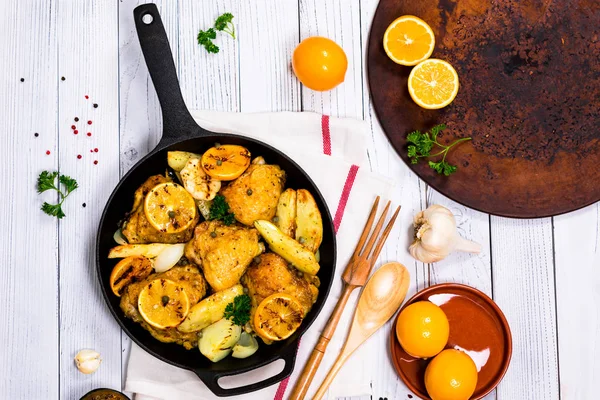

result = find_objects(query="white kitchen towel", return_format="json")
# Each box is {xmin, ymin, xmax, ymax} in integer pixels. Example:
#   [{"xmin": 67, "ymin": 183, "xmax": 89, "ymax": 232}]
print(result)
[{"xmin": 126, "ymin": 111, "xmax": 395, "ymax": 400}]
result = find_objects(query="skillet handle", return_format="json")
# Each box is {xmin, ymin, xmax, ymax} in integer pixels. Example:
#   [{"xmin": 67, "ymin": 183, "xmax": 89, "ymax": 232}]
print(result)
[
  {"xmin": 133, "ymin": 4, "xmax": 201, "ymax": 145},
  {"xmin": 193, "ymin": 342, "xmax": 299, "ymax": 397}
]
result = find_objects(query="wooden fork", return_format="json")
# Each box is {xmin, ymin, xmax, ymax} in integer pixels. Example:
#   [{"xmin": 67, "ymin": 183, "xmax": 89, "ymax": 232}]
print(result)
[{"xmin": 288, "ymin": 196, "xmax": 401, "ymax": 400}]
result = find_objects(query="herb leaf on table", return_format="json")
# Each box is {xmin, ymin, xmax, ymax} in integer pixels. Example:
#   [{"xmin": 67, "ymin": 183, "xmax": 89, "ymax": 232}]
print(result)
[
  {"xmin": 37, "ymin": 171, "xmax": 79, "ymax": 219},
  {"xmin": 197, "ymin": 13, "xmax": 236, "ymax": 54},
  {"xmin": 406, "ymin": 124, "xmax": 471, "ymax": 176}
]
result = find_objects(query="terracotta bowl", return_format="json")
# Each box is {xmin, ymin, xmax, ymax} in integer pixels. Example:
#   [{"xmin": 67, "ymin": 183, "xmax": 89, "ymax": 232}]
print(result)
[{"xmin": 390, "ymin": 283, "xmax": 512, "ymax": 399}]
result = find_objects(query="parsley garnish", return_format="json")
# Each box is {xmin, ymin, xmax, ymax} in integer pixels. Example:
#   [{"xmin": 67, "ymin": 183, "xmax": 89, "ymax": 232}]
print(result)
[
  {"xmin": 208, "ymin": 195, "xmax": 236, "ymax": 225},
  {"xmin": 407, "ymin": 124, "xmax": 471, "ymax": 176},
  {"xmin": 197, "ymin": 13, "xmax": 236, "ymax": 54},
  {"xmin": 224, "ymin": 294, "xmax": 251, "ymax": 326},
  {"xmin": 37, "ymin": 171, "xmax": 79, "ymax": 219},
  {"xmin": 214, "ymin": 13, "xmax": 235, "ymax": 39}
]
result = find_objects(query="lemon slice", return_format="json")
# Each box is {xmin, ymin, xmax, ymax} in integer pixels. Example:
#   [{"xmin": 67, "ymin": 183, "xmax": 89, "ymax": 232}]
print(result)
[
  {"xmin": 408, "ymin": 59, "xmax": 459, "ymax": 109},
  {"xmin": 253, "ymin": 293, "xmax": 304, "ymax": 341},
  {"xmin": 201, "ymin": 144, "xmax": 251, "ymax": 181},
  {"xmin": 137, "ymin": 278, "xmax": 190, "ymax": 329},
  {"xmin": 383, "ymin": 16, "xmax": 435, "ymax": 66},
  {"xmin": 109, "ymin": 256, "xmax": 153, "ymax": 297},
  {"xmin": 143, "ymin": 182, "xmax": 197, "ymax": 234}
]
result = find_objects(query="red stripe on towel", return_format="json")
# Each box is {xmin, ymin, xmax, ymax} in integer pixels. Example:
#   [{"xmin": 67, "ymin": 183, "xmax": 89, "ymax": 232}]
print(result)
[
  {"xmin": 321, "ymin": 115, "xmax": 332, "ymax": 155},
  {"xmin": 333, "ymin": 164, "xmax": 360, "ymax": 233},
  {"xmin": 273, "ymin": 164, "xmax": 359, "ymax": 400}
]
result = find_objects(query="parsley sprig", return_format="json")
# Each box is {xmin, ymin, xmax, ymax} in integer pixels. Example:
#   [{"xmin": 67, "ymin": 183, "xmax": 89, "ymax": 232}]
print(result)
[
  {"xmin": 224, "ymin": 294, "xmax": 251, "ymax": 326},
  {"xmin": 37, "ymin": 171, "xmax": 79, "ymax": 219},
  {"xmin": 208, "ymin": 195, "xmax": 236, "ymax": 225},
  {"xmin": 197, "ymin": 13, "xmax": 235, "ymax": 54},
  {"xmin": 407, "ymin": 124, "xmax": 471, "ymax": 176}
]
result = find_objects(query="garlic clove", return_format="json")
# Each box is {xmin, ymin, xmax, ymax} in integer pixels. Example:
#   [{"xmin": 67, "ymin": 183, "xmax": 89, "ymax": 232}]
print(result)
[
  {"xmin": 74, "ymin": 349, "xmax": 102, "ymax": 374},
  {"xmin": 409, "ymin": 204, "xmax": 481, "ymax": 263}
]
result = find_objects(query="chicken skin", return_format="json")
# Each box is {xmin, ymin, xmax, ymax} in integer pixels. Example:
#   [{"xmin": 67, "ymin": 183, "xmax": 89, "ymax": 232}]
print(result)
[
  {"xmin": 241, "ymin": 253, "xmax": 319, "ymax": 330},
  {"xmin": 120, "ymin": 265, "xmax": 208, "ymax": 349},
  {"xmin": 220, "ymin": 163, "xmax": 286, "ymax": 226},
  {"xmin": 122, "ymin": 175, "xmax": 199, "ymax": 244},
  {"xmin": 185, "ymin": 220, "xmax": 265, "ymax": 291}
]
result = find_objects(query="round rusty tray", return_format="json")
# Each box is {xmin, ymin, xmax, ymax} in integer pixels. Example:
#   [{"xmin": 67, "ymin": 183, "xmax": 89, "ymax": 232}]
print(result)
[{"xmin": 367, "ymin": 0, "xmax": 600, "ymax": 217}]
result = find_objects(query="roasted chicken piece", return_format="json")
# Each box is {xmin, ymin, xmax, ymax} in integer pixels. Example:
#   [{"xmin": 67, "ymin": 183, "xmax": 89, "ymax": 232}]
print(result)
[
  {"xmin": 241, "ymin": 253, "xmax": 319, "ymax": 330},
  {"xmin": 220, "ymin": 162, "xmax": 286, "ymax": 226},
  {"xmin": 120, "ymin": 265, "xmax": 208, "ymax": 349},
  {"xmin": 185, "ymin": 220, "xmax": 265, "ymax": 291},
  {"xmin": 122, "ymin": 175, "xmax": 199, "ymax": 244}
]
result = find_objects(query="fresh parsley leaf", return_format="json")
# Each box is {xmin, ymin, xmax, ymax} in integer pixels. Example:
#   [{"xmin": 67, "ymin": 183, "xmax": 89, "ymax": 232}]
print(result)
[
  {"xmin": 208, "ymin": 195, "xmax": 236, "ymax": 225},
  {"xmin": 37, "ymin": 171, "xmax": 78, "ymax": 219},
  {"xmin": 197, "ymin": 13, "xmax": 236, "ymax": 54},
  {"xmin": 224, "ymin": 294, "xmax": 251, "ymax": 326},
  {"xmin": 197, "ymin": 28, "xmax": 220, "ymax": 53},
  {"xmin": 214, "ymin": 13, "xmax": 235, "ymax": 39},
  {"xmin": 37, "ymin": 171, "xmax": 59, "ymax": 193},
  {"xmin": 406, "ymin": 125, "xmax": 471, "ymax": 176}
]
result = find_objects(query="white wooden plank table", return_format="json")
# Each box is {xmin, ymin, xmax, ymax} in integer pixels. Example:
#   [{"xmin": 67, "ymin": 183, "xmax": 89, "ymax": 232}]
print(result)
[{"xmin": 1, "ymin": 0, "xmax": 598, "ymax": 399}]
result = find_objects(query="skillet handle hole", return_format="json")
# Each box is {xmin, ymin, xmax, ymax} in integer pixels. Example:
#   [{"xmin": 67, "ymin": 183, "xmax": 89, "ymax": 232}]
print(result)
[{"xmin": 141, "ymin": 13, "xmax": 154, "ymax": 25}]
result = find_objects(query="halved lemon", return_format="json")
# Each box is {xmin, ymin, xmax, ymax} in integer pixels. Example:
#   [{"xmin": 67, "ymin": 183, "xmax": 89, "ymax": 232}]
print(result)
[
  {"xmin": 201, "ymin": 144, "xmax": 251, "ymax": 181},
  {"xmin": 144, "ymin": 182, "xmax": 197, "ymax": 234},
  {"xmin": 383, "ymin": 15, "xmax": 435, "ymax": 66},
  {"xmin": 408, "ymin": 59, "xmax": 459, "ymax": 109},
  {"xmin": 109, "ymin": 256, "xmax": 153, "ymax": 297},
  {"xmin": 138, "ymin": 278, "xmax": 190, "ymax": 329},
  {"xmin": 253, "ymin": 293, "xmax": 304, "ymax": 341}
]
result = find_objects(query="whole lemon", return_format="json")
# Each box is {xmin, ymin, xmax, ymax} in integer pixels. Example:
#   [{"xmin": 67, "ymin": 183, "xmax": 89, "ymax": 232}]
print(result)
[
  {"xmin": 425, "ymin": 349, "xmax": 478, "ymax": 400},
  {"xmin": 395, "ymin": 301, "xmax": 449, "ymax": 358},
  {"xmin": 292, "ymin": 36, "xmax": 348, "ymax": 91}
]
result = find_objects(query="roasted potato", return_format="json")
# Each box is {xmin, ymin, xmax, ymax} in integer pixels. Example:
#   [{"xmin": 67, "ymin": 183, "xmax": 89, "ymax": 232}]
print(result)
[
  {"xmin": 254, "ymin": 220, "xmax": 320, "ymax": 275},
  {"xmin": 295, "ymin": 189, "xmax": 323, "ymax": 253},
  {"xmin": 199, "ymin": 318, "xmax": 241, "ymax": 362},
  {"xmin": 274, "ymin": 189, "xmax": 297, "ymax": 237},
  {"xmin": 108, "ymin": 243, "xmax": 175, "ymax": 259},
  {"xmin": 177, "ymin": 284, "xmax": 244, "ymax": 333},
  {"xmin": 167, "ymin": 151, "xmax": 201, "ymax": 172}
]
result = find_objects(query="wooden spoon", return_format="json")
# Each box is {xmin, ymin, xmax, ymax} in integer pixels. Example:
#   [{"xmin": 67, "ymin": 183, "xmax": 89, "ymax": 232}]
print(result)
[{"xmin": 312, "ymin": 262, "xmax": 410, "ymax": 400}]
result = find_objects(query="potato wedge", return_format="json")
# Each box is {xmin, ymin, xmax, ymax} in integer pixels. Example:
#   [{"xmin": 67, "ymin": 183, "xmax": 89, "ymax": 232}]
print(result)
[
  {"xmin": 295, "ymin": 189, "xmax": 323, "ymax": 253},
  {"xmin": 167, "ymin": 151, "xmax": 201, "ymax": 172},
  {"xmin": 108, "ymin": 243, "xmax": 175, "ymax": 259},
  {"xmin": 254, "ymin": 220, "xmax": 320, "ymax": 275},
  {"xmin": 275, "ymin": 189, "xmax": 297, "ymax": 237},
  {"xmin": 178, "ymin": 284, "xmax": 244, "ymax": 332}
]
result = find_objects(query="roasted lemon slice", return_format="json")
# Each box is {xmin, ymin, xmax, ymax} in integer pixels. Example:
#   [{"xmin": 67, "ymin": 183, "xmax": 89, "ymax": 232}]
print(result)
[
  {"xmin": 137, "ymin": 278, "xmax": 190, "ymax": 329},
  {"xmin": 109, "ymin": 256, "xmax": 153, "ymax": 297},
  {"xmin": 144, "ymin": 182, "xmax": 197, "ymax": 233},
  {"xmin": 253, "ymin": 293, "xmax": 304, "ymax": 341},
  {"xmin": 408, "ymin": 59, "xmax": 459, "ymax": 109},
  {"xmin": 201, "ymin": 144, "xmax": 251, "ymax": 181}
]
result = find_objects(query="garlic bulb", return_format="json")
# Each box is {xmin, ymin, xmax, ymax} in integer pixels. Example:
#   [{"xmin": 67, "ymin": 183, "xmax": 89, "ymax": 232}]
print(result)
[
  {"xmin": 74, "ymin": 349, "xmax": 102, "ymax": 374},
  {"xmin": 409, "ymin": 205, "xmax": 481, "ymax": 263}
]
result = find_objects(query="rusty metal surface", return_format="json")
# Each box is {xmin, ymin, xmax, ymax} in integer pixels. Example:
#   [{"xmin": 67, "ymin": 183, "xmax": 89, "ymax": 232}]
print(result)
[{"xmin": 367, "ymin": 0, "xmax": 600, "ymax": 217}]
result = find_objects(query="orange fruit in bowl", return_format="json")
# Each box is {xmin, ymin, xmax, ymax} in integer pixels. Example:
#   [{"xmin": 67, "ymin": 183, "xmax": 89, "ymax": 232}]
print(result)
[
  {"xmin": 395, "ymin": 301, "xmax": 449, "ymax": 358},
  {"xmin": 383, "ymin": 15, "xmax": 435, "ymax": 66},
  {"xmin": 292, "ymin": 36, "xmax": 348, "ymax": 91},
  {"xmin": 408, "ymin": 58, "xmax": 460, "ymax": 109},
  {"xmin": 425, "ymin": 349, "xmax": 478, "ymax": 400}
]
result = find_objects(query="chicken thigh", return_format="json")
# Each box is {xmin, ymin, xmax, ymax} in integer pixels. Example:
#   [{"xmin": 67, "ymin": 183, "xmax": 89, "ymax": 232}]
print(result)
[
  {"xmin": 185, "ymin": 220, "xmax": 265, "ymax": 291},
  {"xmin": 220, "ymin": 163, "xmax": 286, "ymax": 226},
  {"xmin": 241, "ymin": 253, "xmax": 319, "ymax": 330}
]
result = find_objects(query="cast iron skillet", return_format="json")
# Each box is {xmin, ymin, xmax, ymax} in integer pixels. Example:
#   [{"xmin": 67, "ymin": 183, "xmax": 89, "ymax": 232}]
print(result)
[{"xmin": 96, "ymin": 4, "xmax": 336, "ymax": 397}]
